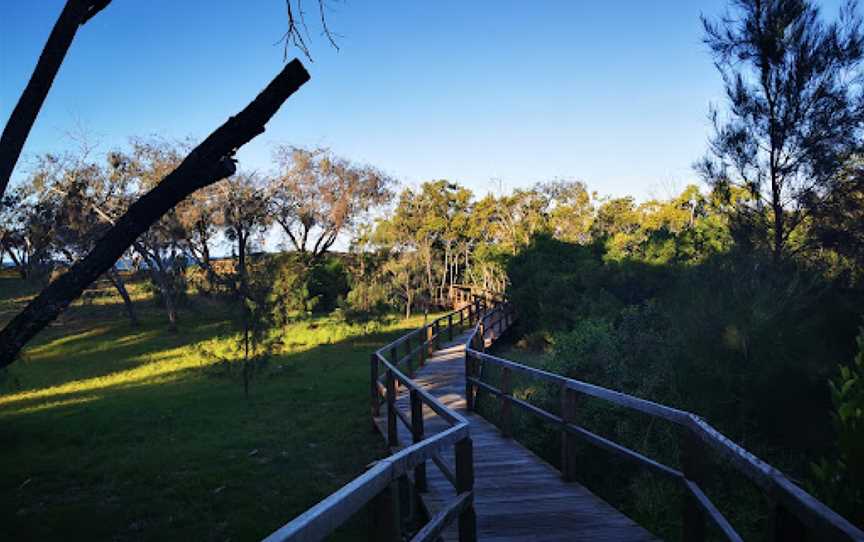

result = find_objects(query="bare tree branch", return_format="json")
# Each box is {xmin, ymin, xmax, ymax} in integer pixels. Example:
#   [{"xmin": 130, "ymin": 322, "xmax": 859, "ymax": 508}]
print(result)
[
  {"xmin": 0, "ymin": 0, "xmax": 111, "ymax": 200},
  {"xmin": 0, "ymin": 60, "xmax": 310, "ymax": 368}
]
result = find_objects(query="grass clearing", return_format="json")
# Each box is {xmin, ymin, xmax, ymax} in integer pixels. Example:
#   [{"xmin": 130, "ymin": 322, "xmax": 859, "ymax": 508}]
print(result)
[{"xmin": 0, "ymin": 271, "xmax": 436, "ymax": 540}]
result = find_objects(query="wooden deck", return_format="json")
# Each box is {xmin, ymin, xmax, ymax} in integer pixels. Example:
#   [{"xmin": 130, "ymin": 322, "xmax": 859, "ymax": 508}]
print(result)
[{"xmin": 375, "ymin": 332, "xmax": 656, "ymax": 541}]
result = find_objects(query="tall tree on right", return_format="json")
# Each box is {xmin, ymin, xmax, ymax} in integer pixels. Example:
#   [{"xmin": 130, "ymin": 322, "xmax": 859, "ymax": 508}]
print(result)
[{"xmin": 698, "ymin": 0, "xmax": 864, "ymax": 262}]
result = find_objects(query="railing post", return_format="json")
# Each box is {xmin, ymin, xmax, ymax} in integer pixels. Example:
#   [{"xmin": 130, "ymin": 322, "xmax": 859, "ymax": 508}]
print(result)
[
  {"xmin": 386, "ymin": 369, "xmax": 398, "ymax": 448},
  {"xmin": 434, "ymin": 320, "xmax": 441, "ymax": 350},
  {"xmin": 459, "ymin": 307, "xmax": 465, "ymax": 329},
  {"xmin": 465, "ymin": 351, "xmax": 475, "ymax": 411},
  {"xmin": 478, "ymin": 321, "xmax": 486, "ymax": 352},
  {"xmin": 455, "ymin": 437, "xmax": 477, "ymax": 542},
  {"xmin": 680, "ymin": 429, "xmax": 707, "ymax": 542},
  {"xmin": 371, "ymin": 353, "xmax": 381, "ymax": 420},
  {"xmin": 410, "ymin": 389, "xmax": 427, "ymax": 492},
  {"xmin": 767, "ymin": 500, "xmax": 806, "ymax": 542},
  {"xmin": 405, "ymin": 336, "xmax": 413, "ymax": 376},
  {"xmin": 419, "ymin": 326, "xmax": 427, "ymax": 368},
  {"xmin": 500, "ymin": 366, "xmax": 512, "ymax": 438},
  {"xmin": 368, "ymin": 482, "xmax": 401, "ymax": 542},
  {"xmin": 448, "ymin": 313, "xmax": 454, "ymax": 341},
  {"xmin": 426, "ymin": 324, "xmax": 435, "ymax": 356},
  {"xmin": 561, "ymin": 384, "xmax": 578, "ymax": 481}
]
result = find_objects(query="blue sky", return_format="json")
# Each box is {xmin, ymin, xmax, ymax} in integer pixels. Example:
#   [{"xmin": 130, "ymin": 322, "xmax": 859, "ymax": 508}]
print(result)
[{"xmin": 1, "ymin": 1, "xmax": 844, "ymax": 201}]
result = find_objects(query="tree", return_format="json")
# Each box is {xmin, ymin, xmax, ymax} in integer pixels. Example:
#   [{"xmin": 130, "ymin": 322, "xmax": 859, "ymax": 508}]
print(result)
[
  {"xmin": 218, "ymin": 173, "xmax": 272, "ymax": 295},
  {"xmin": 28, "ymin": 149, "xmax": 141, "ymax": 325},
  {"xmin": 539, "ymin": 179, "xmax": 594, "ymax": 244},
  {"xmin": 175, "ymin": 184, "xmax": 223, "ymax": 295},
  {"xmin": 0, "ymin": 0, "xmax": 342, "ymax": 364},
  {"xmin": 4, "ymin": 185, "xmax": 57, "ymax": 283},
  {"xmin": 494, "ymin": 188, "xmax": 551, "ymax": 254},
  {"xmin": 270, "ymin": 146, "xmax": 393, "ymax": 261},
  {"xmin": 811, "ymin": 159, "xmax": 864, "ymax": 272},
  {"xmin": 0, "ymin": 60, "xmax": 310, "ymax": 368},
  {"xmin": 383, "ymin": 250, "xmax": 425, "ymax": 318},
  {"xmin": 112, "ymin": 139, "xmax": 197, "ymax": 331},
  {"xmin": 698, "ymin": 0, "xmax": 864, "ymax": 262}
]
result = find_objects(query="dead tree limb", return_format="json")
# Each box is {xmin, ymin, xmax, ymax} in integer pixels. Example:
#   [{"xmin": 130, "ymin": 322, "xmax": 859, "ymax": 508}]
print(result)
[
  {"xmin": 0, "ymin": 59, "xmax": 310, "ymax": 368},
  {"xmin": 0, "ymin": 0, "xmax": 112, "ymax": 199}
]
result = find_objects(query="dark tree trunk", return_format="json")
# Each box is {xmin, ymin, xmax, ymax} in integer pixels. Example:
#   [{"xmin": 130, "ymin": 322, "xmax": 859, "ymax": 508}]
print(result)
[
  {"xmin": 132, "ymin": 241, "xmax": 180, "ymax": 331},
  {"xmin": 0, "ymin": 60, "xmax": 310, "ymax": 368},
  {"xmin": 106, "ymin": 267, "xmax": 139, "ymax": 326},
  {"xmin": 237, "ymin": 229, "xmax": 247, "ymax": 295},
  {"xmin": 5, "ymin": 247, "xmax": 25, "ymax": 279},
  {"xmin": 198, "ymin": 229, "xmax": 220, "ymax": 293},
  {"xmin": 0, "ymin": 0, "xmax": 111, "ymax": 198}
]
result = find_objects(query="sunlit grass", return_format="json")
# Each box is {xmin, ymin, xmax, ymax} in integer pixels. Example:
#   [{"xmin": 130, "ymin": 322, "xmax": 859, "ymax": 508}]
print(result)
[{"xmin": 0, "ymin": 273, "xmax": 435, "ymax": 541}]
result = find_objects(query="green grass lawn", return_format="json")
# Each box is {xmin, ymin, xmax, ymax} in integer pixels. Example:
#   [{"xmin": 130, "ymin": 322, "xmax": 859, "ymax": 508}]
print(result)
[{"xmin": 0, "ymin": 271, "xmax": 434, "ymax": 541}]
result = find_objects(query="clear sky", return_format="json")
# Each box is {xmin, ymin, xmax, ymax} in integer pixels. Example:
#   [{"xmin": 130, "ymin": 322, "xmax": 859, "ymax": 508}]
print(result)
[{"xmin": 0, "ymin": 1, "xmax": 847, "ymax": 202}]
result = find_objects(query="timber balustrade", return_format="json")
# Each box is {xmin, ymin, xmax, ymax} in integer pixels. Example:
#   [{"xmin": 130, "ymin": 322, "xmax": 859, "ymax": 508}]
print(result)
[
  {"xmin": 264, "ymin": 288, "xmax": 494, "ymax": 542},
  {"xmin": 465, "ymin": 303, "xmax": 864, "ymax": 542}
]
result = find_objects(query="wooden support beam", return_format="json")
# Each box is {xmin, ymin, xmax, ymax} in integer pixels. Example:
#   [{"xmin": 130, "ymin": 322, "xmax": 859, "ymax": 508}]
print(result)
[
  {"xmin": 386, "ymin": 370, "xmax": 398, "ymax": 448},
  {"xmin": 455, "ymin": 438, "xmax": 477, "ymax": 542},
  {"xmin": 426, "ymin": 324, "xmax": 435, "ymax": 356},
  {"xmin": 767, "ymin": 500, "xmax": 807, "ymax": 542},
  {"xmin": 681, "ymin": 429, "xmax": 708, "ymax": 542},
  {"xmin": 419, "ymin": 326, "xmax": 427, "ymax": 367},
  {"xmin": 500, "ymin": 366, "xmax": 512, "ymax": 438},
  {"xmin": 465, "ymin": 352, "xmax": 475, "ymax": 411},
  {"xmin": 370, "ymin": 353, "xmax": 380, "ymax": 420},
  {"xmin": 368, "ymin": 482, "xmax": 400, "ymax": 542},
  {"xmin": 561, "ymin": 384, "xmax": 578, "ymax": 481},
  {"xmin": 405, "ymin": 336, "xmax": 413, "ymax": 377},
  {"xmin": 410, "ymin": 389, "xmax": 427, "ymax": 492}
]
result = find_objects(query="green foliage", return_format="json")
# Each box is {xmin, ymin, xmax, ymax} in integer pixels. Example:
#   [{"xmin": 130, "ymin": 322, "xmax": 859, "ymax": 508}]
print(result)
[
  {"xmin": 267, "ymin": 255, "xmax": 315, "ymax": 324},
  {"xmin": 343, "ymin": 278, "xmax": 393, "ymax": 322},
  {"xmin": 505, "ymin": 227, "xmax": 864, "ymax": 534},
  {"xmin": 810, "ymin": 327, "xmax": 864, "ymax": 526},
  {"xmin": 141, "ymin": 262, "xmax": 188, "ymax": 308},
  {"xmin": 506, "ymin": 235, "xmax": 619, "ymax": 331},
  {"xmin": 307, "ymin": 257, "xmax": 350, "ymax": 313}
]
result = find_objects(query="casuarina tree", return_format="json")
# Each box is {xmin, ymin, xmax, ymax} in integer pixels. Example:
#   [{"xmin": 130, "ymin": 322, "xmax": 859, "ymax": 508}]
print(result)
[{"xmin": 698, "ymin": 0, "xmax": 864, "ymax": 261}]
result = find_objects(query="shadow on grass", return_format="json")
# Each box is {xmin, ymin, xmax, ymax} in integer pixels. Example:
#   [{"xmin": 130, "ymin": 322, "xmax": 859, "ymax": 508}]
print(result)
[{"xmin": 0, "ymin": 320, "xmax": 423, "ymax": 542}]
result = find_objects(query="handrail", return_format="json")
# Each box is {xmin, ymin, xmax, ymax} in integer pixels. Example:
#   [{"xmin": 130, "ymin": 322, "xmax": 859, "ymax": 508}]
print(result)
[
  {"xmin": 265, "ymin": 290, "xmax": 498, "ymax": 542},
  {"xmin": 465, "ymin": 303, "xmax": 864, "ymax": 542}
]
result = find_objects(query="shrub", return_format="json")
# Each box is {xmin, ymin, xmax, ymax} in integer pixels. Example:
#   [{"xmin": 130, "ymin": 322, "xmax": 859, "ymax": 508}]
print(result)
[{"xmin": 810, "ymin": 326, "xmax": 864, "ymax": 527}]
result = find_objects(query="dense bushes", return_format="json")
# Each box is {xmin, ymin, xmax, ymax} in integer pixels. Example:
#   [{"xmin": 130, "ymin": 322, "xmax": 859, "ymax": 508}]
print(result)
[{"xmin": 504, "ymin": 235, "xmax": 864, "ymax": 534}]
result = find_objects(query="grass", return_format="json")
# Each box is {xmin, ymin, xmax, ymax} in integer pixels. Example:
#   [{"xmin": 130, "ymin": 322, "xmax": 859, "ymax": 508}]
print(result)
[{"xmin": 0, "ymin": 271, "xmax": 435, "ymax": 541}]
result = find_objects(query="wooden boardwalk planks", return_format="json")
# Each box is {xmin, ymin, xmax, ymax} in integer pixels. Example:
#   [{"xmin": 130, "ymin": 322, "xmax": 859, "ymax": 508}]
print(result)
[{"xmin": 375, "ymin": 333, "xmax": 657, "ymax": 541}]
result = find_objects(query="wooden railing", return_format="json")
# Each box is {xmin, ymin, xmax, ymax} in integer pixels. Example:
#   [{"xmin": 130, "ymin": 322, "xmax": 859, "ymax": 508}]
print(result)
[
  {"xmin": 263, "ymin": 294, "xmax": 496, "ymax": 542},
  {"xmin": 465, "ymin": 303, "xmax": 864, "ymax": 542}
]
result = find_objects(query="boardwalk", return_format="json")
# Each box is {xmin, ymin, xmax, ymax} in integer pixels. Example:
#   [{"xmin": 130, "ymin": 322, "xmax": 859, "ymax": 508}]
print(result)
[{"xmin": 375, "ymin": 332, "xmax": 656, "ymax": 541}]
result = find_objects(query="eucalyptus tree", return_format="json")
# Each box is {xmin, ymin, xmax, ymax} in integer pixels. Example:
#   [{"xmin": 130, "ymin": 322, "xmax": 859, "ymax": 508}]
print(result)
[
  {"xmin": 382, "ymin": 180, "xmax": 473, "ymax": 300},
  {"xmin": 28, "ymin": 151, "xmax": 141, "ymax": 324},
  {"xmin": 0, "ymin": 0, "xmax": 319, "ymax": 366},
  {"xmin": 0, "ymin": 189, "xmax": 29, "ymax": 278},
  {"xmin": 698, "ymin": 0, "xmax": 864, "ymax": 261},
  {"xmin": 175, "ymin": 185, "xmax": 223, "ymax": 294},
  {"xmin": 218, "ymin": 172, "xmax": 272, "ymax": 295},
  {"xmin": 269, "ymin": 146, "xmax": 393, "ymax": 262},
  {"xmin": 539, "ymin": 180, "xmax": 594, "ymax": 245}
]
